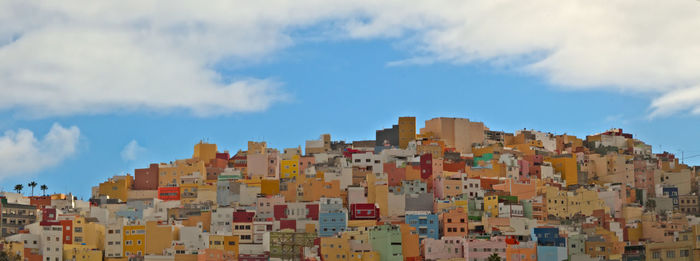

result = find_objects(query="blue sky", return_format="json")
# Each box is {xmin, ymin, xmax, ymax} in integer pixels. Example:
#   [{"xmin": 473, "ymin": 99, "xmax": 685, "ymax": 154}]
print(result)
[
  {"xmin": 2, "ymin": 1, "xmax": 700, "ymax": 198},
  {"xmin": 3, "ymin": 38, "xmax": 700, "ymax": 198}
]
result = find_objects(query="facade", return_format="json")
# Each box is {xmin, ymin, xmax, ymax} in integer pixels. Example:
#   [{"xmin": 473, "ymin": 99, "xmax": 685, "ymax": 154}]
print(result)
[
  {"xmin": 319, "ymin": 212, "xmax": 347, "ymax": 237},
  {"xmin": 369, "ymin": 225, "xmax": 403, "ymax": 261},
  {"xmin": 1, "ymin": 201, "xmax": 38, "ymax": 237},
  {"xmin": 405, "ymin": 212, "xmax": 439, "ymax": 240},
  {"xmin": 233, "ymin": 210, "xmax": 255, "ymax": 244},
  {"xmin": 122, "ymin": 224, "xmax": 145, "ymax": 257},
  {"xmin": 441, "ymin": 207, "xmax": 468, "ymax": 237}
]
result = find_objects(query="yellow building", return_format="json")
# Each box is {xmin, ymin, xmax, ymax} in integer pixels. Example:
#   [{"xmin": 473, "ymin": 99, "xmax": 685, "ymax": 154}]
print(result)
[
  {"xmin": 569, "ymin": 187, "xmax": 609, "ymax": 216},
  {"xmin": 280, "ymin": 155, "xmax": 300, "ymax": 179},
  {"xmin": 159, "ymin": 159, "xmax": 207, "ymax": 187},
  {"xmin": 193, "ymin": 141, "xmax": 217, "ymax": 163},
  {"xmin": 64, "ymin": 244, "xmax": 103, "ymax": 261},
  {"xmin": 145, "ymin": 221, "xmax": 175, "ymax": 255},
  {"xmin": 484, "ymin": 194, "xmax": 499, "ymax": 217},
  {"xmin": 546, "ymin": 155, "xmax": 578, "ymax": 186},
  {"xmin": 98, "ymin": 175, "xmax": 133, "ymax": 202},
  {"xmin": 72, "ymin": 216, "xmax": 105, "ymax": 249},
  {"xmin": 247, "ymin": 141, "xmax": 267, "ymax": 154},
  {"xmin": 208, "ymin": 235, "xmax": 240, "ymax": 257},
  {"xmin": 544, "ymin": 186, "xmax": 608, "ymax": 219},
  {"xmin": 349, "ymin": 251, "xmax": 380, "ymax": 261},
  {"xmin": 365, "ymin": 173, "xmax": 390, "ymax": 217},
  {"xmin": 398, "ymin": 116, "xmax": 416, "ymax": 149},
  {"xmin": 321, "ymin": 237, "xmax": 350, "ymax": 261},
  {"xmin": 434, "ymin": 199, "xmax": 469, "ymax": 214},
  {"xmin": 261, "ymin": 179, "xmax": 280, "ymax": 196},
  {"xmin": 180, "ymin": 183, "xmax": 199, "ymax": 204},
  {"xmin": 123, "ymin": 225, "xmax": 146, "ymax": 257},
  {"xmin": 626, "ymin": 222, "xmax": 643, "ymax": 243}
]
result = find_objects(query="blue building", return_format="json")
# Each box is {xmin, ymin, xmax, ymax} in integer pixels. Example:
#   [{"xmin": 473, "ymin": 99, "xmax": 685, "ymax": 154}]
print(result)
[
  {"xmin": 405, "ymin": 211, "xmax": 439, "ymax": 240},
  {"xmin": 537, "ymin": 245, "xmax": 567, "ymax": 261},
  {"xmin": 319, "ymin": 211, "xmax": 347, "ymax": 237},
  {"xmin": 662, "ymin": 186, "xmax": 679, "ymax": 209},
  {"xmin": 533, "ymin": 227, "xmax": 567, "ymax": 260},
  {"xmin": 532, "ymin": 227, "xmax": 566, "ymax": 247}
]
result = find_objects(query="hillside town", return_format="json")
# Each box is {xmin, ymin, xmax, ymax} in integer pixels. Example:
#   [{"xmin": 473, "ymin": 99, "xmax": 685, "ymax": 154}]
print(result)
[{"xmin": 1, "ymin": 116, "xmax": 699, "ymax": 261}]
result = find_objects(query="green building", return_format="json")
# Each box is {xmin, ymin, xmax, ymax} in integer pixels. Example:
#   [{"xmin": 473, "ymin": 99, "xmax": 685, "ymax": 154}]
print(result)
[{"xmin": 369, "ymin": 224, "xmax": 403, "ymax": 261}]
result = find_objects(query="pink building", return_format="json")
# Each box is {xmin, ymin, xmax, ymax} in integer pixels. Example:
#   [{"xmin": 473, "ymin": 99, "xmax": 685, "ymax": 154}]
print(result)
[
  {"xmin": 463, "ymin": 237, "xmax": 507, "ymax": 260},
  {"xmin": 347, "ymin": 187, "xmax": 367, "ymax": 205},
  {"xmin": 424, "ymin": 237, "xmax": 465, "ymax": 260},
  {"xmin": 384, "ymin": 163, "xmax": 406, "ymax": 187},
  {"xmin": 247, "ymin": 152, "xmax": 280, "ymax": 179},
  {"xmin": 492, "ymin": 178, "xmax": 537, "ymax": 200},
  {"xmin": 433, "ymin": 173, "xmax": 462, "ymax": 199},
  {"xmin": 634, "ymin": 160, "xmax": 654, "ymax": 192},
  {"xmin": 255, "ymin": 195, "xmax": 285, "ymax": 220},
  {"xmin": 298, "ymin": 156, "xmax": 316, "ymax": 175}
]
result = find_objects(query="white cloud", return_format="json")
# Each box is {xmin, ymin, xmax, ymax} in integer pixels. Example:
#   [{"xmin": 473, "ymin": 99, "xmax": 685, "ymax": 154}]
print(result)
[
  {"xmin": 0, "ymin": 123, "xmax": 80, "ymax": 179},
  {"xmin": 2, "ymin": 1, "xmax": 700, "ymax": 117},
  {"xmin": 121, "ymin": 140, "xmax": 146, "ymax": 161}
]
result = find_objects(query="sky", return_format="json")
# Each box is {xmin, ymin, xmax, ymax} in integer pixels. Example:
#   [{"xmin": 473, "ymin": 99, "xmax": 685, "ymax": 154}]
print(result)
[{"xmin": 2, "ymin": 1, "xmax": 700, "ymax": 198}]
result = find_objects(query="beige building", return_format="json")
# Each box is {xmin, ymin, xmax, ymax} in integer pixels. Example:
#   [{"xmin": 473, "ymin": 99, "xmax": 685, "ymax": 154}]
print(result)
[{"xmin": 420, "ymin": 117, "xmax": 487, "ymax": 154}]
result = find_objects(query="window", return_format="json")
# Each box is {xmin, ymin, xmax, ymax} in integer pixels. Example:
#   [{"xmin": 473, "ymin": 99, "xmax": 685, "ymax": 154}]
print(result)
[
  {"xmin": 667, "ymin": 250, "xmax": 675, "ymax": 258},
  {"xmin": 680, "ymin": 250, "xmax": 690, "ymax": 257}
]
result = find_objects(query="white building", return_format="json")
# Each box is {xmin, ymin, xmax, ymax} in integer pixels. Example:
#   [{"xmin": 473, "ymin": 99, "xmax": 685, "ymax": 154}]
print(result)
[
  {"xmin": 210, "ymin": 207, "xmax": 235, "ymax": 234},
  {"xmin": 41, "ymin": 223, "xmax": 64, "ymax": 261}
]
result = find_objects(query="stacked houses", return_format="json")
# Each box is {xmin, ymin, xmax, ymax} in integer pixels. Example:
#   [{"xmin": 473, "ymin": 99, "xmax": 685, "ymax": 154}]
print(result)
[{"xmin": 2, "ymin": 116, "xmax": 700, "ymax": 261}]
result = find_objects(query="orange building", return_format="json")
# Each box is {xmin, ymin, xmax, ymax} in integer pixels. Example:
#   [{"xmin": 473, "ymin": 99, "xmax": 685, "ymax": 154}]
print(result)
[
  {"xmin": 441, "ymin": 207, "xmax": 468, "ymax": 237},
  {"xmin": 506, "ymin": 241, "xmax": 537, "ymax": 261},
  {"xmin": 398, "ymin": 117, "xmax": 416, "ymax": 149},
  {"xmin": 546, "ymin": 155, "xmax": 578, "ymax": 186}
]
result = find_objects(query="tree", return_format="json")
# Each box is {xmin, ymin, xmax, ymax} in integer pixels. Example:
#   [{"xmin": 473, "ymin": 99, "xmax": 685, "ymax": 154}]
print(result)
[
  {"xmin": 487, "ymin": 253, "xmax": 502, "ymax": 261},
  {"xmin": 0, "ymin": 250, "xmax": 22, "ymax": 261},
  {"xmin": 41, "ymin": 184, "xmax": 48, "ymax": 196},
  {"xmin": 28, "ymin": 181, "xmax": 38, "ymax": 196},
  {"xmin": 14, "ymin": 184, "xmax": 23, "ymax": 194}
]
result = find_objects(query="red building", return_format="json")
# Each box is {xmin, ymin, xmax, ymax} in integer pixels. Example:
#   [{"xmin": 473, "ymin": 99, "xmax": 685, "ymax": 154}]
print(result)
[
  {"xmin": 349, "ymin": 203, "xmax": 379, "ymax": 220},
  {"xmin": 134, "ymin": 163, "xmax": 159, "ymax": 190},
  {"xmin": 29, "ymin": 196, "xmax": 52, "ymax": 209},
  {"xmin": 61, "ymin": 220, "xmax": 72, "ymax": 244},
  {"xmin": 157, "ymin": 187, "xmax": 180, "ymax": 201},
  {"xmin": 420, "ymin": 153, "xmax": 433, "ymax": 179},
  {"xmin": 233, "ymin": 210, "xmax": 256, "ymax": 223}
]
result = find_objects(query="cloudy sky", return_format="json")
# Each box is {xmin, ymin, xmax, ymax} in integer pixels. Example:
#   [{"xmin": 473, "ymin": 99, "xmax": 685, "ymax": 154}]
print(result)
[{"xmin": 2, "ymin": 0, "xmax": 700, "ymax": 197}]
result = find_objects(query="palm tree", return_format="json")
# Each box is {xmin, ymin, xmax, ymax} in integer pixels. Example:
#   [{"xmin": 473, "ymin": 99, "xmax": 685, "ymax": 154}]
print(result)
[
  {"xmin": 487, "ymin": 253, "xmax": 502, "ymax": 261},
  {"xmin": 28, "ymin": 181, "xmax": 38, "ymax": 196},
  {"xmin": 14, "ymin": 184, "xmax": 23, "ymax": 194},
  {"xmin": 40, "ymin": 184, "xmax": 48, "ymax": 196}
]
